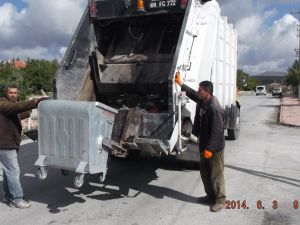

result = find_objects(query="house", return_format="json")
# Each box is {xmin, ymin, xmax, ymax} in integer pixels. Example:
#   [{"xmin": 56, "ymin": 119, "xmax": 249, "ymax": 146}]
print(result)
[{"xmin": 12, "ymin": 60, "xmax": 27, "ymax": 69}]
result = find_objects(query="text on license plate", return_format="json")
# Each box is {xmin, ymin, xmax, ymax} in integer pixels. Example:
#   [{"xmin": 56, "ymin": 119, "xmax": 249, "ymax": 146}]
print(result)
[{"xmin": 148, "ymin": 0, "xmax": 177, "ymax": 9}]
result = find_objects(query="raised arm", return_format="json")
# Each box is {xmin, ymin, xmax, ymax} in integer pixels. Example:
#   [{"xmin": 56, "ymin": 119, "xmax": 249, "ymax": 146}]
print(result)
[{"xmin": 0, "ymin": 99, "xmax": 37, "ymax": 116}]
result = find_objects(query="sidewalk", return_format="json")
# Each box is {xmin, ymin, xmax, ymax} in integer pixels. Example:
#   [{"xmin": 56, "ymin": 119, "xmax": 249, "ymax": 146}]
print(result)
[{"xmin": 280, "ymin": 95, "xmax": 300, "ymax": 127}]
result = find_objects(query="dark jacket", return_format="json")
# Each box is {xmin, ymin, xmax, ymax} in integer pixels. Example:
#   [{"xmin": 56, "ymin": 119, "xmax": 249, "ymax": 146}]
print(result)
[
  {"xmin": 182, "ymin": 84, "xmax": 225, "ymax": 153},
  {"xmin": 0, "ymin": 97, "xmax": 37, "ymax": 150}
]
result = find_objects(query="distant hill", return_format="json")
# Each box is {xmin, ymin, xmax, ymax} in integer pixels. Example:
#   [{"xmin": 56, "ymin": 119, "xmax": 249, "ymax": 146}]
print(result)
[
  {"xmin": 251, "ymin": 71, "xmax": 286, "ymax": 85},
  {"xmin": 253, "ymin": 71, "xmax": 286, "ymax": 77}
]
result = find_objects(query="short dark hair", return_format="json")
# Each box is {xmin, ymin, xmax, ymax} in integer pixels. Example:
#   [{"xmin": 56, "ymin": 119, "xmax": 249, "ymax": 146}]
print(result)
[
  {"xmin": 4, "ymin": 83, "xmax": 18, "ymax": 93},
  {"xmin": 199, "ymin": 81, "xmax": 213, "ymax": 95}
]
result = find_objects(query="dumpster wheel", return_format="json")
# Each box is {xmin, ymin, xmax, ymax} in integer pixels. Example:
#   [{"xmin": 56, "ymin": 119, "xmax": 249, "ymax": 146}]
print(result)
[
  {"xmin": 74, "ymin": 174, "xmax": 84, "ymax": 188},
  {"xmin": 36, "ymin": 167, "xmax": 47, "ymax": 180}
]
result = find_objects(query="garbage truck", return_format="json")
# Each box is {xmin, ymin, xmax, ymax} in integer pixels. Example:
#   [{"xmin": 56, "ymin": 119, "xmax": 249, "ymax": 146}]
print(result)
[{"xmin": 34, "ymin": 0, "xmax": 240, "ymax": 188}]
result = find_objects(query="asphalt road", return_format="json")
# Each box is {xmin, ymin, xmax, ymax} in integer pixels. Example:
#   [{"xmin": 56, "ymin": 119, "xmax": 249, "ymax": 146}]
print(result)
[{"xmin": 1, "ymin": 94, "xmax": 300, "ymax": 225}]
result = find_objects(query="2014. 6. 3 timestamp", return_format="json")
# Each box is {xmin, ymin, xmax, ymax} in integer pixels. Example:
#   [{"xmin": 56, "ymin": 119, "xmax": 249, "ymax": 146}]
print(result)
[
  {"xmin": 225, "ymin": 200, "xmax": 249, "ymax": 209},
  {"xmin": 225, "ymin": 200, "xmax": 299, "ymax": 210}
]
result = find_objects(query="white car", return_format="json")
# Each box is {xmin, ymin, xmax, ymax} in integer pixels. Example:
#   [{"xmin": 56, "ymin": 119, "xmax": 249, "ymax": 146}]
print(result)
[{"xmin": 256, "ymin": 86, "xmax": 267, "ymax": 96}]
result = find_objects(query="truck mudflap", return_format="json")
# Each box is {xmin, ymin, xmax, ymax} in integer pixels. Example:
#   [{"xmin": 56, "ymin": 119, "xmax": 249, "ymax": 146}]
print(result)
[{"xmin": 34, "ymin": 100, "xmax": 117, "ymax": 188}]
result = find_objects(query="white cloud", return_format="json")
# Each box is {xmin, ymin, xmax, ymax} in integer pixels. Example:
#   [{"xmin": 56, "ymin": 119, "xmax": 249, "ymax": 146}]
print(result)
[
  {"xmin": 0, "ymin": 3, "xmax": 21, "ymax": 38},
  {"xmin": 263, "ymin": 8, "xmax": 277, "ymax": 20},
  {"xmin": 0, "ymin": 46, "xmax": 49, "ymax": 59},
  {"xmin": 263, "ymin": 0, "xmax": 298, "ymax": 3},
  {"xmin": 238, "ymin": 14, "xmax": 297, "ymax": 74},
  {"xmin": 236, "ymin": 15, "xmax": 263, "ymax": 43},
  {"xmin": 0, "ymin": 0, "xmax": 298, "ymax": 75},
  {"xmin": 0, "ymin": 0, "xmax": 86, "ymax": 60},
  {"xmin": 220, "ymin": 0, "xmax": 299, "ymax": 74},
  {"xmin": 220, "ymin": 0, "xmax": 264, "ymax": 24},
  {"xmin": 242, "ymin": 59, "xmax": 289, "ymax": 75},
  {"xmin": 59, "ymin": 47, "xmax": 67, "ymax": 57}
]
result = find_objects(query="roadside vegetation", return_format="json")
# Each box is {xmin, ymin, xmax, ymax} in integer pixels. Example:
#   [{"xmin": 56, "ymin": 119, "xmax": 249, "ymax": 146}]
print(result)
[
  {"xmin": 237, "ymin": 69, "xmax": 258, "ymax": 91},
  {"xmin": 0, "ymin": 59, "xmax": 58, "ymax": 100},
  {"xmin": 237, "ymin": 59, "xmax": 300, "ymax": 94},
  {"xmin": 285, "ymin": 60, "xmax": 300, "ymax": 94}
]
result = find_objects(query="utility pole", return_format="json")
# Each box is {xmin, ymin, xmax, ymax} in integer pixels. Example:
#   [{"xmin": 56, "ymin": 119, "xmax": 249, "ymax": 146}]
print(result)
[{"xmin": 292, "ymin": 10, "xmax": 300, "ymax": 71}]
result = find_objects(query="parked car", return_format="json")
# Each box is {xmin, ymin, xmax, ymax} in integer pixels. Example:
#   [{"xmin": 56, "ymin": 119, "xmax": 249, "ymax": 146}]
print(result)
[
  {"xmin": 256, "ymin": 86, "xmax": 267, "ymax": 96},
  {"xmin": 272, "ymin": 87, "xmax": 282, "ymax": 97}
]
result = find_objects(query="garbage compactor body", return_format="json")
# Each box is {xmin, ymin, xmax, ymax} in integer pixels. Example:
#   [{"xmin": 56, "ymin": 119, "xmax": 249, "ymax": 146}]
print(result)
[
  {"xmin": 34, "ymin": 100, "xmax": 117, "ymax": 188},
  {"xmin": 51, "ymin": 0, "xmax": 239, "ymax": 164}
]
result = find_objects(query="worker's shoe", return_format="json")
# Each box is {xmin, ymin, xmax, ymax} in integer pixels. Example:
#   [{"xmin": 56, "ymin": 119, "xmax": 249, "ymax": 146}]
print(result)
[
  {"xmin": 9, "ymin": 200, "xmax": 31, "ymax": 209},
  {"xmin": 197, "ymin": 195, "xmax": 215, "ymax": 205},
  {"xmin": 210, "ymin": 203, "xmax": 226, "ymax": 212}
]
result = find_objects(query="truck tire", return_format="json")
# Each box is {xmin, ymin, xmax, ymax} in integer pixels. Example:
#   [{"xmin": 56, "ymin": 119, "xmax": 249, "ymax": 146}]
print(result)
[{"xmin": 227, "ymin": 108, "xmax": 240, "ymax": 140}]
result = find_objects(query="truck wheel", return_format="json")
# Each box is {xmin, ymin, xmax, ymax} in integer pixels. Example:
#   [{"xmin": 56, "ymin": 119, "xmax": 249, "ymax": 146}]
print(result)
[
  {"xmin": 74, "ymin": 174, "xmax": 84, "ymax": 188},
  {"xmin": 36, "ymin": 167, "xmax": 47, "ymax": 180},
  {"xmin": 227, "ymin": 108, "xmax": 240, "ymax": 140}
]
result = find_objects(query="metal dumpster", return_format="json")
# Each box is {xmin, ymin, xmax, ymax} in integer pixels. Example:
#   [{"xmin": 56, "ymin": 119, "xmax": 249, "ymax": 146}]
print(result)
[{"xmin": 34, "ymin": 100, "xmax": 117, "ymax": 188}]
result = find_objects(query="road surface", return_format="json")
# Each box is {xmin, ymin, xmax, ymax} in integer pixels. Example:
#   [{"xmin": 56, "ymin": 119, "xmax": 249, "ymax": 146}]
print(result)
[{"xmin": 1, "ymin": 94, "xmax": 300, "ymax": 225}]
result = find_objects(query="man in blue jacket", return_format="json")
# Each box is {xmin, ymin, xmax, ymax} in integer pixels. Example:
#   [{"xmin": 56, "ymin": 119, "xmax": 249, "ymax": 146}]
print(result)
[{"xmin": 175, "ymin": 73, "xmax": 226, "ymax": 212}]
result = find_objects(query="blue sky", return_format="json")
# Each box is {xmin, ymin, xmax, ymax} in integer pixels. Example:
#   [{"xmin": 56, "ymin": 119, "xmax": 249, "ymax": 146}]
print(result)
[
  {"xmin": 0, "ymin": 0, "xmax": 27, "ymax": 11},
  {"xmin": 0, "ymin": 0, "xmax": 299, "ymax": 75},
  {"xmin": 265, "ymin": 2, "xmax": 299, "ymax": 25}
]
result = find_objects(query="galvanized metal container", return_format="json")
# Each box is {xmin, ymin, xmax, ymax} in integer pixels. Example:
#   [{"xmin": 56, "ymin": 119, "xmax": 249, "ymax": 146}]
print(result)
[{"xmin": 34, "ymin": 100, "xmax": 117, "ymax": 187}]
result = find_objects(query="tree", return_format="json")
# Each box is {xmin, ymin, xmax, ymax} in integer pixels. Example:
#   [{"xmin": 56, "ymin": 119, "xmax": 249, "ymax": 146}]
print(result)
[
  {"xmin": 285, "ymin": 60, "xmax": 300, "ymax": 93},
  {"xmin": 246, "ymin": 76, "xmax": 259, "ymax": 91},
  {"xmin": 236, "ymin": 69, "xmax": 258, "ymax": 91},
  {"xmin": 0, "ymin": 61, "xmax": 29, "ymax": 99},
  {"xmin": 22, "ymin": 59, "xmax": 58, "ymax": 94},
  {"xmin": 0, "ymin": 59, "xmax": 58, "ymax": 100},
  {"xmin": 237, "ymin": 69, "xmax": 246, "ymax": 90}
]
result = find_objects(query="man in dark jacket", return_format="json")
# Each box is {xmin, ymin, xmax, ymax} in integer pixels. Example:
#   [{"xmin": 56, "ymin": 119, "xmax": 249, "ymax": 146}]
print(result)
[
  {"xmin": 0, "ymin": 84, "xmax": 46, "ymax": 209},
  {"xmin": 175, "ymin": 73, "xmax": 226, "ymax": 212}
]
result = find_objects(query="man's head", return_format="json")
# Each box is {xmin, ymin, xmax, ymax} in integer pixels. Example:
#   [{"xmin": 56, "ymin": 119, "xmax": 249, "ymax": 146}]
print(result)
[
  {"xmin": 198, "ymin": 81, "xmax": 213, "ymax": 102},
  {"xmin": 5, "ymin": 83, "xmax": 19, "ymax": 102}
]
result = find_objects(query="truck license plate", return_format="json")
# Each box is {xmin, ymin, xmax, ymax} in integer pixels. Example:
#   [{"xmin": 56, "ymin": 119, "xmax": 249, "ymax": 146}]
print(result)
[{"xmin": 147, "ymin": 0, "xmax": 177, "ymax": 9}]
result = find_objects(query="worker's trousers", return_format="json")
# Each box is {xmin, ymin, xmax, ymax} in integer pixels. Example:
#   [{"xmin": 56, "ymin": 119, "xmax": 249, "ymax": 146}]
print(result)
[
  {"xmin": 199, "ymin": 150, "xmax": 226, "ymax": 204},
  {"xmin": 0, "ymin": 149, "xmax": 24, "ymax": 204}
]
